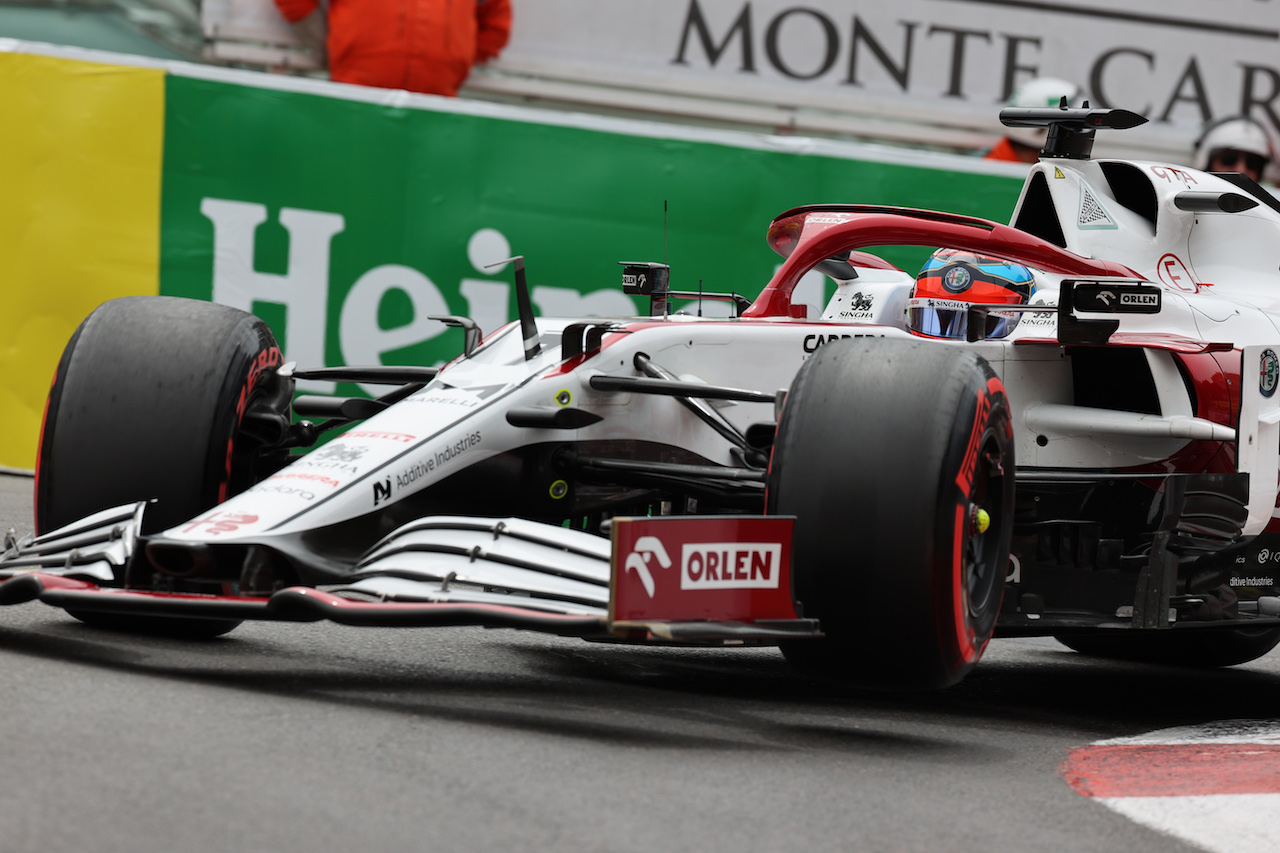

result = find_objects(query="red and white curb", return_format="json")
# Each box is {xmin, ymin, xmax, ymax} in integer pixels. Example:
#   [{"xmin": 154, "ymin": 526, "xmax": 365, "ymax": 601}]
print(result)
[{"xmin": 1061, "ymin": 721, "xmax": 1280, "ymax": 853}]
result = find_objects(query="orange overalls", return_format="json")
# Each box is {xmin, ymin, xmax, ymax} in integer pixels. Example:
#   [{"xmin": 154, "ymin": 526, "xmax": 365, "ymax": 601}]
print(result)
[{"xmin": 274, "ymin": 0, "xmax": 512, "ymax": 96}]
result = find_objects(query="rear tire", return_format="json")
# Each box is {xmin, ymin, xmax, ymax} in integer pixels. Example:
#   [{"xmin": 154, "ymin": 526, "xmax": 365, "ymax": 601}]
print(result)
[
  {"xmin": 1056, "ymin": 627, "xmax": 1280, "ymax": 667},
  {"xmin": 36, "ymin": 296, "xmax": 291, "ymax": 638},
  {"xmin": 768, "ymin": 338, "xmax": 1014, "ymax": 690}
]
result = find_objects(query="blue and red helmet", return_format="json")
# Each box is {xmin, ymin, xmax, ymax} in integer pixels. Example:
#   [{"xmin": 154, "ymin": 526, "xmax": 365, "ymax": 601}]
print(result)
[{"xmin": 907, "ymin": 249, "xmax": 1035, "ymax": 340}]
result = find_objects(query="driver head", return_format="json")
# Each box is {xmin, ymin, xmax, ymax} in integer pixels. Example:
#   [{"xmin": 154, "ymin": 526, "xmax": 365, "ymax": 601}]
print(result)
[{"xmin": 907, "ymin": 249, "xmax": 1035, "ymax": 340}]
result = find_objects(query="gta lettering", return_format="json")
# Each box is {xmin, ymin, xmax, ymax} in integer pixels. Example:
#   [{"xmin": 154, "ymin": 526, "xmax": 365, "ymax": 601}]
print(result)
[
  {"xmin": 673, "ymin": 2, "xmax": 1280, "ymax": 127},
  {"xmin": 681, "ymin": 542, "xmax": 781, "ymax": 589},
  {"xmin": 1150, "ymin": 166, "xmax": 1198, "ymax": 185}
]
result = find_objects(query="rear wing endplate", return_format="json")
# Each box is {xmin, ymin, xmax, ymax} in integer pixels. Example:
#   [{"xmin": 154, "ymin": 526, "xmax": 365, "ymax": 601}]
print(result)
[{"xmin": 1237, "ymin": 346, "xmax": 1280, "ymax": 535}]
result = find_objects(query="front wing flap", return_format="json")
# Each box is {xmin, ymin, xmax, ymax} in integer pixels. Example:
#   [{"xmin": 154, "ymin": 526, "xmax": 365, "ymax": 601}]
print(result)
[{"xmin": 0, "ymin": 502, "xmax": 144, "ymax": 583}]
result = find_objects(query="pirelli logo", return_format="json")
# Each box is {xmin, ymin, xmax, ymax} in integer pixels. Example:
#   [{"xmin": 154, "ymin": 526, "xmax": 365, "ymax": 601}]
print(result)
[{"xmin": 681, "ymin": 543, "xmax": 782, "ymax": 589}]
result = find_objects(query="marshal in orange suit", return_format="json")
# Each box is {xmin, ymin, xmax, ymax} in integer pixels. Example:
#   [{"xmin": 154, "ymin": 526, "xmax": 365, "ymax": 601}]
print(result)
[{"xmin": 274, "ymin": 0, "xmax": 512, "ymax": 97}]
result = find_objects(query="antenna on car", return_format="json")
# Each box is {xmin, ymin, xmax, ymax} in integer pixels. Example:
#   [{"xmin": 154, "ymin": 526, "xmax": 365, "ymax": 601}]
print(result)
[
  {"xmin": 999, "ymin": 104, "xmax": 1147, "ymax": 160},
  {"xmin": 487, "ymin": 255, "xmax": 540, "ymax": 360},
  {"xmin": 664, "ymin": 199, "xmax": 669, "ymax": 268}
]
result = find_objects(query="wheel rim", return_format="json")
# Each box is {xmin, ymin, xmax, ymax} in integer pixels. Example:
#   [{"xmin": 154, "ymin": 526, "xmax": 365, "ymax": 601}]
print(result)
[{"xmin": 963, "ymin": 430, "xmax": 1009, "ymax": 620}]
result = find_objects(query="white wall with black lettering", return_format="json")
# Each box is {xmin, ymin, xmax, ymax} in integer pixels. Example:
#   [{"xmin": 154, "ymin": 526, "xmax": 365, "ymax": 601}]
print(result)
[
  {"xmin": 474, "ymin": 0, "xmax": 1278, "ymax": 163},
  {"xmin": 204, "ymin": 0, "xmax": 1280, "ymax": 166}
]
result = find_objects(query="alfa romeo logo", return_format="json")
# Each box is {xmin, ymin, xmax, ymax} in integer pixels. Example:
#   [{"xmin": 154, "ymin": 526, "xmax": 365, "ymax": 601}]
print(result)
[
  {"xmin": 943, "ymin": 265, "xmax": 973, "ymax": 293},
  {"xmin": 1261, "ymin": 349, "xmax": 1279, "ymax": 398}
]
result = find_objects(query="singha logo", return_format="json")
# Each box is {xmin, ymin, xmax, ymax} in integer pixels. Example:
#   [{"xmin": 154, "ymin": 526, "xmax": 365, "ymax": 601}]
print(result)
[
  {"xmin": 848, "ymin": 292, "xmax": 873, "ymax": 312},
  {"xmin": 310, "ymin": 443, "xmax": 370, "ymax": 464}
]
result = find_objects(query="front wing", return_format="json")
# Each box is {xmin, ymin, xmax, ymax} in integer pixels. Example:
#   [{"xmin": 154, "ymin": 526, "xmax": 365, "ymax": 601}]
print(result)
[{"xmin": 0, "ymin": 508, "xmax": 820, "ymax": 645}]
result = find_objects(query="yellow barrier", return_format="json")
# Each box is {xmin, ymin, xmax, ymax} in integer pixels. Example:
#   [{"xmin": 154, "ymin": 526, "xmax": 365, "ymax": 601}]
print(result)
[{"xmin": 0, "ymin": 53, "xmax": 164, "ymax": 471}]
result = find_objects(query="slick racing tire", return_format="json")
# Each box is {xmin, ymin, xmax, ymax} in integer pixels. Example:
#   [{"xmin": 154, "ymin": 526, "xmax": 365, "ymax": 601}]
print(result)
[
  {"xmin": 768, "ymin": 338, "xmax": 1014, "ymax": 690},
  {"xmin": 36, "ymin": 296, "xmax": 291, "ymax": 638},
  {"xmin": 1056, "ymin": 626, "xmax": 1280, "ymax": 668}
]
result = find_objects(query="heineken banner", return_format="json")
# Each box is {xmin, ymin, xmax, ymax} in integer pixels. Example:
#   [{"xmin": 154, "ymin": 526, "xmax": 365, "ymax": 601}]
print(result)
[{"xmin": 1, "ymin": 41, "xmax": 1024, "ymax": 470}]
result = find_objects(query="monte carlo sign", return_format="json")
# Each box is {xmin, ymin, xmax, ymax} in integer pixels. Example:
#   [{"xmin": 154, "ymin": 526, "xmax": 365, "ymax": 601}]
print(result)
[{"xmin": 499, "ymin": 0, "xmax": 1280, "ymax": 142}]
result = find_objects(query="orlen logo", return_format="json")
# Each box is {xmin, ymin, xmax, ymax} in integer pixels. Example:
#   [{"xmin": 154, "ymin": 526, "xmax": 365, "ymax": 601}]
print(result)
[
  {"xmin": 1120, "ymin": 292, "xmax": 1158, "ymax": 307},
  {"xmin": 681, "ymin": 543, "xmax": 782, "ymax": 590},
  {"xmin": 623, "ymin": 536, "xmax": 672, "ymax": 598}
]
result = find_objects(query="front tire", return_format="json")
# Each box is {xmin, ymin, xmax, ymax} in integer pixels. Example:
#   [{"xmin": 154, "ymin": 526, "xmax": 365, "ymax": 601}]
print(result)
[
  {"xmin": 768, "ymin": 338, "xmax": 1014, "ymax": 690},
  {"xmin": 36, "ymin": 296, "xmax": 292, "ymax": 637}
]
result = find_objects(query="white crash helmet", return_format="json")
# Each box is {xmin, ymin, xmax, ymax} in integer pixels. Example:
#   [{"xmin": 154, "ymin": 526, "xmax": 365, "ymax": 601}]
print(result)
[
  {"xmin": 1004, "ymin": 77, "xmax": 1084, "ymax": 148},
  {"xmin": 1192, "ymin": 116, "xmax": 1275, "ymax": 174}
]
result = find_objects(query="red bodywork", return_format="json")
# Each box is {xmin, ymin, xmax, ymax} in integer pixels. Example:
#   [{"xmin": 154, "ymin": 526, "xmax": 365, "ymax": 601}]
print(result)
[{"xmin": 747, "ymin": 205, "xmax": 1139, "ymax": 319}]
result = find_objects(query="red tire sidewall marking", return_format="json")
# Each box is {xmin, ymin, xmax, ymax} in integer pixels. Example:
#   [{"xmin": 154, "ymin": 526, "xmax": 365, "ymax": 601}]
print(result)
[
  {"xmin": 218, "ymin": 343, "xmax": 282, "ymax": 505},
  {"xmin": 947, "ymin": 374, "xmax": 1009, "ymax": 666}
]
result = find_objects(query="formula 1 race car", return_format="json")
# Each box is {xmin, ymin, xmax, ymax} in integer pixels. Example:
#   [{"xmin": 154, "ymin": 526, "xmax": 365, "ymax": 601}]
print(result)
[{"xmin": 5, "ymin": 105, "xmax": 1280, "ymax": 690}]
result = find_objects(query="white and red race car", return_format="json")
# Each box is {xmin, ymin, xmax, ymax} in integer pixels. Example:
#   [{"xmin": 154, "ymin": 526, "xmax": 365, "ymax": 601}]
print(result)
[{"xmin": 5, "ymin": 105, "xmax": 1280, "ymax": 689}]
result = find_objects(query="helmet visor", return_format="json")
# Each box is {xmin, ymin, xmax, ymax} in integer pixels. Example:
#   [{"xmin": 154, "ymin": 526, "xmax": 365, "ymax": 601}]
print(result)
[{"xmin": 906, "ymin": 298, "xmax": 1020, "ymax": 340}]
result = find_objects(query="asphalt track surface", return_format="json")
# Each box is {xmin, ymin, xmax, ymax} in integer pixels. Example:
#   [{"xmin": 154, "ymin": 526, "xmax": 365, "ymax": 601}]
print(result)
[{"xmin": 0, "ymin": 474, "xmax": 1275, "ymax": 853}]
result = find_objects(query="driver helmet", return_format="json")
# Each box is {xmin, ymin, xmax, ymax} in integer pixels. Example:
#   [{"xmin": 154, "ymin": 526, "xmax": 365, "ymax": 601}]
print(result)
[
  {"xmin": 907, "ymin": 249, "xmax": 1035, "ymax": 340},
  {"xmin": 1004, "ymin": 77, "xmax": 1084, "ymax": 148},
  {"xmin": 1192, "ymin": 116, "xmax": 1275, "ymax": 180}
]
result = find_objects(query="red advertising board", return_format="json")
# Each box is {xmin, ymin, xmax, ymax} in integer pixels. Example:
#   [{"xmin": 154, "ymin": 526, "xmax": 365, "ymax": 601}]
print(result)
[{"xmin": 609, "ymin": 515, "xmax": 797, "ymax": 624}]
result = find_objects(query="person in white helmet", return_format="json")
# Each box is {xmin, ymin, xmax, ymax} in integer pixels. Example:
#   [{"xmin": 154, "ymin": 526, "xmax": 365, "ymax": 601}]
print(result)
[
  {"xmin": 1192, "ymin": 116, "xmax": 1275, "ymax": 184},
  {"xmin": 985, "ymin": 77, "xmax": 1084, "ymax": 163}
]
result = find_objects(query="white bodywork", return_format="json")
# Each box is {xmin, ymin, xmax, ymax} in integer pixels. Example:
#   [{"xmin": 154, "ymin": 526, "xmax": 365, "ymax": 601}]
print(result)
[{"xmin": 154, "ymin": 155, "xmax": 1280, "ymax": 551}]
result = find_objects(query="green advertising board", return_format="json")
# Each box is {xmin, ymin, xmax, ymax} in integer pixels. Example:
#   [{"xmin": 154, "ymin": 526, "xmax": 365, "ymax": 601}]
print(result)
[
  {"xmin": 1, "ymin": 44, "xmax": 1026, "ymax": 470},
  {"xmin": 159, "ymin": 74, "xmax": 1025, "ymax": 394}
]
